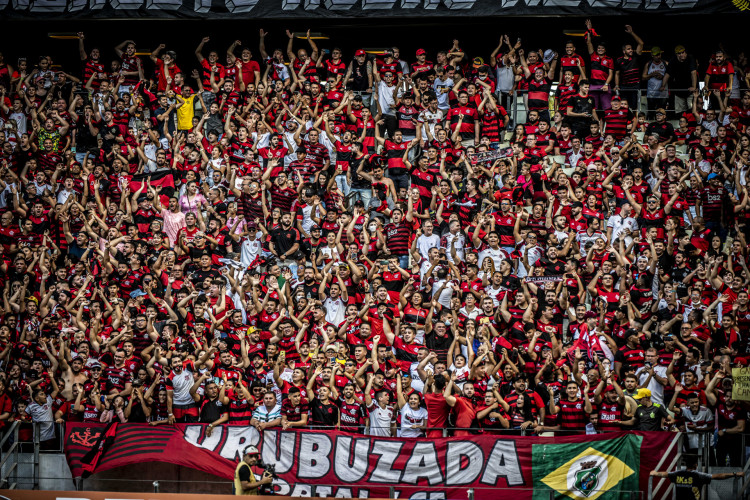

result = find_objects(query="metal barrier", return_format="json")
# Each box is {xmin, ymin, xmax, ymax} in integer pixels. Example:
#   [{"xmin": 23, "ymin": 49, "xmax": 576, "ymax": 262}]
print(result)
[
  {"xmin": 738, "ymin": 432, "xmax": 750, "ymax": 499},
  {"xmin": 506, "ymin": 86, "xmax": 707, "ymax": 132},
  {"xmin": 79, "ymin": 478, "xmax": 645, "ymax": 498},
  {"xmin": 0, "ymin": 421, "xmax": 20, "ymax": 489},
  {"xmin": 648, "ymin": 472, "xmax": 745, "ymax": 500}
]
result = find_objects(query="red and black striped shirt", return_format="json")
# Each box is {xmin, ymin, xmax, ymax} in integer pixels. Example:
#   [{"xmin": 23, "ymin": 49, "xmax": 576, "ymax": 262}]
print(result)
[
  {"xmin": 589, "ymin": 53, "xmax": 614, "ymax": 86},
  {"xmin": 560, "ymin": 397, "xmax": 589, "ymax": 430},
  {"xmin": 598, "ymin": 401, "xmax": 625, "ymax": 431},
  {"xmin": 603, "ymin": 108, "xmax": 631, "ymax": 140},
  {"xmin": 384, "ymin": 221, "xmax": 412, "ymax": 256}
]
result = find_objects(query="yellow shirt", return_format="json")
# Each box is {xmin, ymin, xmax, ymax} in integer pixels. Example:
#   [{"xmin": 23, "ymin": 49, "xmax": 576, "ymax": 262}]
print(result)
[
  {"xmin": 176, "ymin": 94, "xmax": 197, "ymax": 131},
  {"xmin": 234, "ymin": 461, "xmax": 258, "ymax": 496}
]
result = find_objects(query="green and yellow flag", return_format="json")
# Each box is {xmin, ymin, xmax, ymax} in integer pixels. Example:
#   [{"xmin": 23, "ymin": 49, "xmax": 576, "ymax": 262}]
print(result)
[{"xmin": 532, "ymin": 435, "xmax": 641, "ymax": 500}]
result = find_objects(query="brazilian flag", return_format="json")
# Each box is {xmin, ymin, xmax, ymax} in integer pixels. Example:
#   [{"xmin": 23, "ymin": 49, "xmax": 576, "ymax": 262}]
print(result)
[{"xmin": 532, "ymin": 434, "xmax": 641, "ymax": 500}]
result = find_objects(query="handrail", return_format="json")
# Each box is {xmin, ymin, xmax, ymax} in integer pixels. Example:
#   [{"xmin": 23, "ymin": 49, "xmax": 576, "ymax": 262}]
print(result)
[
  {"xmin": 0, "ymin": 421, "xmax": 20, "ymax": 490},
  {"xmin": 0, "ymin": 421, "xmax": 19, "ymax": 450},
  {"xmin": 737, "ymin": 432, "xmax": 750, "ymax": 498},
  {"xmin": 0, "ymin": 443, "xmax": 19, "ymax": 470},
  {"xmin": 508, "ymin": 86, "xmax": 708, "ymax": 129}
]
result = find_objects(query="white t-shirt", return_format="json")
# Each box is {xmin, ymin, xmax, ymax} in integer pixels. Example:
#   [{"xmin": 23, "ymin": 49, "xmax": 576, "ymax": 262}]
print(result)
[
  {"xmin": 419, "ymin": 108, "xmax": 445, "ymax": 136},
  {"xmin": 682, "ymin": 406, "xmax": 714, "ymax": 449},
  {"xmin": 9, "ymin": 112, "xmax": 27, "ymax": 135},
  {"xmin": 377, "ymin": 81, "xmax": 398, "ymax": 116},
  {"xmin": 515, "ymin": 244, "xmax": 543, "ymax": 278},
  {"xmin": 477, "ymin": 246, "xmax": 510, "ymax": 271},
  {"xmin": 449, "ymin": 365, "xmax": 471, "ymax": 391},
  {"xmin": 636, "ymin": 365, "xmax": 668, "ymax": 405},
  {"xmin": 409, "ymin": 361, "xmax": 432, "ymax": 393},
  {"xmin": 298, "ymin": 204, "xmax": 320, "ymax": 234},
  {"xmin": 25, "ymin": 395, "xmax": 55, "ymax": 441},
  {"xmin": 318, "ymin": 244, "xmax": 341, "ymax": 262},
  {"xmin": 399, "ymin": 405, "xmax": 428, "ymax": 438},
  {"xmin": 442, "ymin": 232, "xmax": 465, "ymax": 263},
  {"xmin": 240, "ymin": 236, "xmax": 262, "ymax": 268},
  {"xmin": 485, "ymin": 285, "xmax": 504, "ymax": 306},
  {"xmin": 323, "ymin": 296, "xmax": 346, "ymax": 327},
  {"xmin": 607, "ymin": 215, "xmax": 638, "ymax": 246},
  {"xmin": 367, "ymin": 403, "xmax": 395, "ymax": 436},
  {"xmin": 167, "ymin": 366, "xmax": 195, "ymax": 405},
  {"xmin": 433, "ymin": 77, "xmax": 454, "ymax": 110},
  {"xmin": 576, "ymin": 230, "xmax": 605, "ymax": 257},
  {"xmin": 432, "ymin": 278, "xmax": 455, "ymax": 308},
  {"xmin": 415, "ymin": 234, "xmax": 441, "ymax": 261}
]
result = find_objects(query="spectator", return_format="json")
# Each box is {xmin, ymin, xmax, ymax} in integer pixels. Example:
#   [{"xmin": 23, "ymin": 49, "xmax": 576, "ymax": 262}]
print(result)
[{"xmin": 0, "ymin": 25, "xmax": 749, "ymax": 469}]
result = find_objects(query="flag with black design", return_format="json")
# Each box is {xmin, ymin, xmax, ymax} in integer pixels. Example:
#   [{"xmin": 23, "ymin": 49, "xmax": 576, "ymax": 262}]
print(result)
[
  {"xmin": 66, "ymin": 423, "xmax": 177, "ymax": 477},
  {"xmin": 64, "ymin": 424, "xmax": 105, "ymax": 477},
  {"xmin": 129, "ymin": 169, "xmax": 176, "ymax": 194},
  {"xmin": 79, "ymin": 422, "xmax": 118, "ymax": 477}
]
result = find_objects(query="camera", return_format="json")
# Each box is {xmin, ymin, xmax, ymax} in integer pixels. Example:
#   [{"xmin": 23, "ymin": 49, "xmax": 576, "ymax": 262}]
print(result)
[
  {"xmin": 258, "ymin": 460, "xmax": 277, "ymax": 478},
  {"xmin": 257, "ymin": 459, "xmax": 277, "ymax": 495}
]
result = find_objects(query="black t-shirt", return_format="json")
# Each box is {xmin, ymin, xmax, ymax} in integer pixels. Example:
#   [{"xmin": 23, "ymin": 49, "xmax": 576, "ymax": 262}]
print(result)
[
  {"xmin": 668, "ymin": 469, "xmax": 712, "ymax": 500},
  {"xmin": 670, "ymin": 266, "xmax": 692, "ymax": 297},
  {"xmin": 237, "ymin": 462, "xmax": 253, "ymax": 483},
  {"xmin": 199, "ymin": 397, "xmax": 226, "ymax": 423},
  {"xmin": 615, "ymin": 55, "xmax": 641, "ymax": 87},
  {"xmin": 75, "ymin": 116, "xmax": 101, "ymax": 153},
  {"xmin": 100, "ymin": 123, "xmax": 120, "ymax": 151},
  {"xmin": 645, "ymin": 121, "xmax": 675, "ymax": 142},
  {"xmin": 538, "ymin": 258, "xmax": 566, "ymax": 276},
  {"xmin": 350, "ymin": 155, "xmax": 371, "ymax": 190},
  {"xmin": 153, "ymin": 107, "xmax": 175, "ymax": 138},
  {"xmin": 500, "ymin": 275, "xmax": 521, "ymax": 294},
  {"xmin": 270, "ymin": 226, "xmax": 299, "ymax": 257},
  {"xmin": 309, "ymin": 398, "xmax": 339, "ymax": 427},
  {"xmin": 665, "ymin": 55, "xmax": 698, "ymax": 93},
  {"xmin": 635, "ymin": 402, "xmax": 669, "ymax": 431},
  {"xmin": 568, "ymin": 94, "xmax": 595, "ymax": 122},
  {"xmin": 301, "ymin": 280, "xmax": 321, "ymax": 300},
  {"xmin": 190, "ymin": 267, "xmax": 220, "ymax": 285}
]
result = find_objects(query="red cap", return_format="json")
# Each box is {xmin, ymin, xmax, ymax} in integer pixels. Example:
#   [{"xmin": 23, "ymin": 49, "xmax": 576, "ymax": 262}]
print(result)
[
  {"xmin": 355, "ymin": 49, "xmax": 366, "ymax": 57},
  {"xmin": 416, "ymin": 48, "xmax": 426, "ymax": 56}
]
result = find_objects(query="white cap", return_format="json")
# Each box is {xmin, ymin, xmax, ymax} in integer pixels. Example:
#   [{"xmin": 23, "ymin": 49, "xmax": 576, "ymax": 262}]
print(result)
[{"xmin": 243, "ymin": 445, "xmax": 260, "ymax": 456}]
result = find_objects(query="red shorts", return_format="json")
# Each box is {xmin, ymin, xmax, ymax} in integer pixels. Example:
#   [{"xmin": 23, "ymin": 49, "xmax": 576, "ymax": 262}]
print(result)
[{"xmin": 173, "ymin": 405, "xmax": 198, "ymax": 420}]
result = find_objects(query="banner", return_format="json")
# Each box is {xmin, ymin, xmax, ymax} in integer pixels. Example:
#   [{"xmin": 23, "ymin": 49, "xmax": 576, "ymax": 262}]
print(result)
[
  {"xmin": 64, "ymin": 424, "xmax": 682, "ymax": 500},
  {"xmin": 469, "ymin": 148, "xmax": 513, "ymax": 166},
  {"xmin": 0, "ymin": 492, "xmax": 256, "ymax": 500},
  {"xmin": 525, "ymin": 275, "xmax": 564, "ymax": 283},
  {"xmin": 0, "ymin": 0, "xmax": 744, "ymax": 18},
  {"xmin": 732, "ymin": 367, "xmax": 750, "ymax": 401}
]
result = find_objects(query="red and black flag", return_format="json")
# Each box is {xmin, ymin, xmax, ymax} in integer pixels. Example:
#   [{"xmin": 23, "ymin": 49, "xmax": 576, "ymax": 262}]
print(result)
[
  {"xmin": 79, "ymin": 422, "xmax": 118, "ymax": 477},
  {"xmin": 129, "ymin": 169, "xmax": 176, "ymax": 194},
  {"xmin": 65, "ymin": 423, "xmax": 175, "ymax": 477}
]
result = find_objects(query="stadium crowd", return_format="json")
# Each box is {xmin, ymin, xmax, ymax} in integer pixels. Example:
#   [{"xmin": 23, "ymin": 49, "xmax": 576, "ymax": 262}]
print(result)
[{"xmin": 0, "ymin": 19, "xmax": 747, "ymax": 466}]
